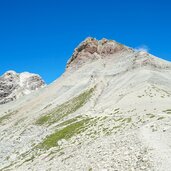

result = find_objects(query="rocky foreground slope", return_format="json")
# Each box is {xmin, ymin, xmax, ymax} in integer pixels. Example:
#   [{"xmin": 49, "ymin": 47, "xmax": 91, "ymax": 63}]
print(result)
[
  {"xmin": 0, "ymin": 71, "xmax": 45, "ymax": 104},
  {"xmin": 0, "ymin": 38, "xmax": 171, "ymax": 171}
]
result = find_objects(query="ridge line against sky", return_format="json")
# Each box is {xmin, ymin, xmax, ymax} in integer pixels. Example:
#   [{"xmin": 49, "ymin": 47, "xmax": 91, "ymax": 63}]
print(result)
[{"xmin": 0, "ymin": 0, "xmax": 171, "ymax": 83}]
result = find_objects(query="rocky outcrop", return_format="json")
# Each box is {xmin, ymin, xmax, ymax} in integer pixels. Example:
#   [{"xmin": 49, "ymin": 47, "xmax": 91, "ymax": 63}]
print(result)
[
  {"xmin": 0, "ymin": 70, "xmax": 45, "ymax": 104},
  {"xmin": 66, "ymin": 37, "xmax": 171, "ymax": 72},
  {"xmin": 66, "ymin": 37, "xmax": 132, "ymax": 70}
]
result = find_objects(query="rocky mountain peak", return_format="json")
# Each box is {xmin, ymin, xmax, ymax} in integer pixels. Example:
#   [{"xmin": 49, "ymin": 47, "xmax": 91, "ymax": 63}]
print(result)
[
  {"xmin": 66, "ymin": 37, "xmax": 133, "ymax": 70},
  {"xmin": 0, "ymin": 71, "xmax": 45, "ymax": 105},
  {"xmin": 3, "ymin": 70, "xmax": 18, "ymax": 80}
]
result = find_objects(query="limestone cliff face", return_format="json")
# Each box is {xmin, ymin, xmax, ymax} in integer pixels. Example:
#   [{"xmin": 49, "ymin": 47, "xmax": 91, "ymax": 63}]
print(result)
[{"xmin": 0, "ymin": 70, "xmax": 45, "ymax": 104}]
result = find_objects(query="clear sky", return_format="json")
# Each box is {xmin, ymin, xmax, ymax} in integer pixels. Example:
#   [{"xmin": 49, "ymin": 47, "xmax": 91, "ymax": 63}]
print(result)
[{"xmin": 0, "ymin": 0, "xmax": 171, "ymax": 83}]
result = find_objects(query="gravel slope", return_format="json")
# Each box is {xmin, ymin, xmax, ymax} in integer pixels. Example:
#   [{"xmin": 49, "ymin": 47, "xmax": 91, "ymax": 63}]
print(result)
[{"xmin": 0, "ymin": 38, "xmax": 171, "ymax": 171}]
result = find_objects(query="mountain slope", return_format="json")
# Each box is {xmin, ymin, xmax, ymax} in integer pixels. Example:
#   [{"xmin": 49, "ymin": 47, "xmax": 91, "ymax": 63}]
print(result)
[{"xmin": 0, "ymin": 38, "xmax": 171, "ymax": 171}]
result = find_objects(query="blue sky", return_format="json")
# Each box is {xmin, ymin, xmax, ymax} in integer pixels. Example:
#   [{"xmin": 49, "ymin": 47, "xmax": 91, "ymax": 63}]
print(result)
[{"xmin": 0, "ymin": 0, "xmax": 171, "ymax": 83}]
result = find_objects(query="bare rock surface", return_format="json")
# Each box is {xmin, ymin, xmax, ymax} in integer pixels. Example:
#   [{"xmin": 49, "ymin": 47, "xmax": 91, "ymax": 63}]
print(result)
[
  {"xmin": 66, "ymin": 37, "xmax": 132, "ymax": 70},
  {"xmin": 0, "ymin": 71, "xmax": 45, "ymax": 104}
]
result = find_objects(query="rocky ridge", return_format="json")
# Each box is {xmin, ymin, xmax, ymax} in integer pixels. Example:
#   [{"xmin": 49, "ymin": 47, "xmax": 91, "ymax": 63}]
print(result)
[
  {"xmin": 0, "ymin": 70, "xmax": 45, "ymax": 104},
  {"xmin": 66, "ymin": 37, "xmax": 132, "ymax": 70},
  {"xmin": 66, "ymin": 37, "xmax": 170, "ymax": 72}
]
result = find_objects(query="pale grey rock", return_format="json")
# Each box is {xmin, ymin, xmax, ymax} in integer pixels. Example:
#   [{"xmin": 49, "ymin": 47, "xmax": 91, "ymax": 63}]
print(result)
[{"xmin": 0, "ymin": 70, "xmax": 45, "ymax": 104}]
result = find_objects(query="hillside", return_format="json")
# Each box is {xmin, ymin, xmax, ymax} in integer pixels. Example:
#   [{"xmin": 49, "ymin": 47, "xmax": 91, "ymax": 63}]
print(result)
[{"xmin": 0, "ymin": 38, "xmax": 171, "ymax": 171}]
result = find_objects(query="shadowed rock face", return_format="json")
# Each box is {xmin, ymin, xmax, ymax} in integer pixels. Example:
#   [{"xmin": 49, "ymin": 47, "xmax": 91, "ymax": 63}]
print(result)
[
  {"xmin": 66, "ymin": 37, "xmax": 132, "ymax": 70},
  {"xmin": 0, "ymin": 71, "xmax": 45, "ymax": 104}
]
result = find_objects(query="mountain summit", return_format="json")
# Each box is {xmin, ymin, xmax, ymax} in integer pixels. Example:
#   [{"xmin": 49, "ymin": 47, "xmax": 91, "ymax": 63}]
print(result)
[
  {"xmin": 67, "ymin": 37, "xmax": 132, "ymax": 70},
  {"xmin": 67, "ymin": 37, "xmax": 170, "ymax": 72},
  {"xmin": 0, "ymin": 38, "xmax": 171, "ymax": 171}
]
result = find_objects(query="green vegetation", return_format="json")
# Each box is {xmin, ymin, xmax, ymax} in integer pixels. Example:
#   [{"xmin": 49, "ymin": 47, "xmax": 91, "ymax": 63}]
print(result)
[
  {"xmin": 126, "ymin": 117, "xmax": 132, "ymax": 123},
  {"xmin": 36, "ymin": 87, "xmax": 95, "ymax": 126},
  {"xmin": 104, "ymin": 125, "xmax": 122, "ymax": 136},
  {"xmin": 146, "ymin": 113, "xmax": 155, "ymax": 118},
  {"xmin": 0, "ymin": 110, "xmax": 18, "ymax": 125},
  {"xmin": 100, "ymin": 116, "xmax": 108, "ymax": 121},
  {"xmin": 113, "ymin": 108, "xmax": 120, "ymax": 114},
  {"xmin": 114, "ymin": 118, "xmax": 123, "ymax": 122},
  {"xmin": 35, "ymin": 115, "xmax": 51, "ymax": 125},
  {"xmin": 57, "ymin": 116, "xmax": 82, "ymax": 128},
  {"xmin": 114, "ymin": 108, "xmax": 120, "ymax": 111},
  {"xmin": 157, "ymin": 116, "xmax": 165, "ymax": 120},
  {"xmin": 0, "ymin": 114, "xmax": 11, "ymax": 124},
  {"xmin": 122, "ymin": 117, "xmax": 132, "ymax": 123},
  {"xmin": 38, "ymin": 118, "xmax": 91, "ymax": 150},
  {"xmin": 23, "ymin": 155, "xmax": 35, "ymax": 163},
  {"xmin": 163, "ymin": 109, "xmax": 171, "ymax": 114}
]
